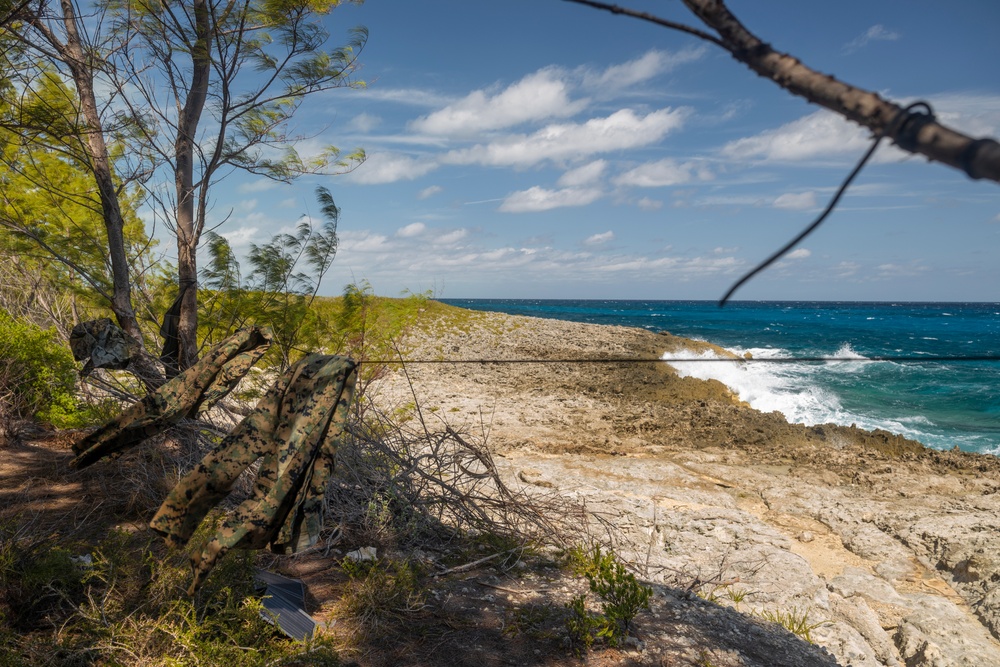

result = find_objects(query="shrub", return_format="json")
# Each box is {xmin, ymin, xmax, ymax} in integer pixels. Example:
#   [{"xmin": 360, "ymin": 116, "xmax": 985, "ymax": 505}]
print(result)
[
  {"xmin": 564, "ymin": 545, "xmax": 652, "ymax": 651},
  {"xmin": 337, "ymin": 556, "xmax": 426, "ymax": 633},
  {"xmin": 0, "ymin": 311, "xmax": 79, "ymax": 431}
]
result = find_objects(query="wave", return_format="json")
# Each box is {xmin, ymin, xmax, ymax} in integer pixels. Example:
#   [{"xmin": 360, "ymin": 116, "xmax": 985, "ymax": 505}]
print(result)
[{"xmin": 663, "ymin": 346, "xmax": 938, "ymax": 445}]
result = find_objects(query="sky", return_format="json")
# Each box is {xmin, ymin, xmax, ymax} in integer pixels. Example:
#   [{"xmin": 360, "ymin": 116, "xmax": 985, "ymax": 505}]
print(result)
[{"xmin": 201, "ymin": 0, "xmax": 1000, "ymax": 302}]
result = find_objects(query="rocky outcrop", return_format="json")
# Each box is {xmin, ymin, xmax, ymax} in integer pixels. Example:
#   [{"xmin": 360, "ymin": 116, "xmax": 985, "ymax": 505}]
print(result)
[{"xmin": 373, "ymin": 304, "xmax": 1000, "ymax": 666}]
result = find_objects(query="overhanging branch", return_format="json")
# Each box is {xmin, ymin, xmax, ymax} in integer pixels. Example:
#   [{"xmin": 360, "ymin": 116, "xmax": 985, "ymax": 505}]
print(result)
[{"xmin": 564, "ymin": 0, "xmax": 1000, "ymax": 185}]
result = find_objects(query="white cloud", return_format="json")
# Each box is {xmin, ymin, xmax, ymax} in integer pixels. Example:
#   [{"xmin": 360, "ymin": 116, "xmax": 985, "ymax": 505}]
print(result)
[
  {"xmin": 396, "ymin": 222, "xmax": 426, "ymax": 238},
  {"xmin": 346, "ymin": 152, "xmax": 438, "ymax": 185},
  {"xmin": 499, "ymin": 186, "xmax": 603, "ymax": 213},
  {"xmin": 354, "ymin": 88, "xmax": 454, "ymax": 108},
  {"xmin": 931, "ymin": 92, "xmax": 1000, "ymax": 138},
  {"xmin": 595, "ymin": 255, "xmax": 740, "ymax": 276},
  {"xmin": 773, "ymin": 191, "xmax": 818, "ymax": 210},
  {"xmin": 331, "ymin": 225, "xmax": 748, "ymax": 287},
  {"xmin": 584, "ymin": 231, "xmax": 614, "ymax": 246},
  {"xmin": 843, "ymin": 24, "xmax": 901, "ymax": 54},
  {"xmin": 418, "ymin": 185, "xmax": 443, "ymax": 200},
  {"xmin": 349, "ymin": 112, "xmax": 381, "ymax": 133},
  {"xmin": 220, "ymin": 226, "xmax": 260, "ymax": 248},
  {"xmin": 445, "ymin": 108, "xmax": 688, "ymax": 168},
  {"xmin": 637, "ymin": 197, "xmax": 663, "ymax": 211},
  {"xmin": 581, "ymin": 47, "xmax": 706, "ymax": 92},
  {"xmin": 785, "ymin": 248, "xmax": 812, "ymax": 259},
  {"xmin": 721, "ymin": 110, "xmax": 871, "ymax": 162},
  {"xmin": 237, "ymin": 180, "xmax": 280, "ymax": 194},
  {"xmin": 410, "ymin": 68, "xmax": 586, "ymax": 136},
  {"xmin": 339, "ymin": 230, "xmax": 391, "ymax": 252},
  {"xmin": 434, "ymin": 229, "xmax": 468, "ymax": 245},
  {"xmin": 615, "ymin": 158, "xmax": 713, "ymax": 187},
  {"xmin": 877, "ymin": 262, "xmax": 926, "ymax": 277},
  {"xmin": 558, "ymin": 160, "xmax": 607, "ymax": 187},
  {"xmin": 835, "ymin": 261, "xmax": 861, "ymax": 277}
]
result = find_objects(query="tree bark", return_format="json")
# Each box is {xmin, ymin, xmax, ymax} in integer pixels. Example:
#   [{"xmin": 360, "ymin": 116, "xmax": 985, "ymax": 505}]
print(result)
[
  {"xmin": 57, "ymin": 0, "xmax": 143, "ymax": 342},
  {"xmin": 679, "ymin": 0, "xmax": 1000, "ymax": 184},
  {"xmin": 173, "ymin": 0, "xmax": 212, "ymax": 370},
  {"xmin": 54, "ymin": 0, "xmax": 164, "ymax": 388},
  {"xmin": 565, "ymin": 0, "xmax": 1000, "ymax": 185}
]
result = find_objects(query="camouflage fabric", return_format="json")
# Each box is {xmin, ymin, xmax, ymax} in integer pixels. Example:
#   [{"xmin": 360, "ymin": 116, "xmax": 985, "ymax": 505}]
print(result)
[
  {"xmin": 69, "ymin": 318, "xmax": 133, "ymax": 375},
  {"xmin": 149, "ymin": 354, "xmax": 357, "ymax": 595},
  {"xmin": 71, "ymin": 326, "xmax": 273, "ymax": 468}
]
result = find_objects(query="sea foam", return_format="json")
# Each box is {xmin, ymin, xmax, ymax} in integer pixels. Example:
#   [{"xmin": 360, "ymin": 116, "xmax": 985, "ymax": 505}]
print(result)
[{"xmin": 664, "ymin": 345, "xmax": 929, "ymax": 442}]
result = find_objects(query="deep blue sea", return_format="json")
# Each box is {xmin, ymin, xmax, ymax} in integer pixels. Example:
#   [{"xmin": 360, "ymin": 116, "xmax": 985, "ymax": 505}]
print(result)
[{"xmin": 440, "ymin": 300, "xmax": 1000, "ymax": 454}]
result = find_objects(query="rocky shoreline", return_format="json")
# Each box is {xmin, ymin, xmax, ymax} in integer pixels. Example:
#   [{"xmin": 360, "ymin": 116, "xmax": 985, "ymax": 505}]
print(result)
[{"xmin": 371, "ymin": 304, "xmax": 1000, "ymax": 667}]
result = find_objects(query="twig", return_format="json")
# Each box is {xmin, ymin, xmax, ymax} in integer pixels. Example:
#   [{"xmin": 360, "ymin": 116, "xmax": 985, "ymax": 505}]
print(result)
[
  {"xmin": 475, "ymin": 580, "xmax": 550, "ymax": 595},
  {"xmin": 430, "ymin": 551, "xmax": 506, "ymax": 578}
]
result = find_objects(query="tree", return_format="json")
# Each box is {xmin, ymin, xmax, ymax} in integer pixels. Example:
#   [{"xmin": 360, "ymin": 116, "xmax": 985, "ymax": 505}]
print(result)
[
  {"xmin": 0, "ymin": 71, "xmax": 155, "ymax": 331},
  {"xmin": 565, "ymin": 0, "xmax": 1000, "ymax": 185},
  {"xmin": 105, "ymin": 0, "xmax": 366, "ymax": 371},
  {"xmin": 0, "ymin": 0, "xmax": 365, "ymax": 380},
  {"xmin": 200, "ymin": 186, "xmax": 341, "ymax": 369},
  {"xmin": 1, "ymin": 0, "xmax": 153, "ymax": 371}
]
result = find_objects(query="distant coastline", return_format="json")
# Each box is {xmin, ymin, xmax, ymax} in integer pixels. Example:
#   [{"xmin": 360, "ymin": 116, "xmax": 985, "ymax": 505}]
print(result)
[{"xmin": 438, "ymin": 299, "xmax": 1000, "ymax": 454}]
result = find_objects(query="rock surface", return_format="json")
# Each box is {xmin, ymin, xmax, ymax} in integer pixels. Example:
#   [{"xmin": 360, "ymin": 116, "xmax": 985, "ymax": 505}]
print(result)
[{"xmin": 371, "ymin": 304, "xmax": 1000, "ymax": 667}]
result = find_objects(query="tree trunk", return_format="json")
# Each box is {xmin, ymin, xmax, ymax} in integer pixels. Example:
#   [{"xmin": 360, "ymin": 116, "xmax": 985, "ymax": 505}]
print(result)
[
  {"xmin": 56, "ymin": 0, "xmax": 164, "ymax": 388},
  {"xmin": 174, "ymin": 0, "xmax": 212, "ymax": 370}
]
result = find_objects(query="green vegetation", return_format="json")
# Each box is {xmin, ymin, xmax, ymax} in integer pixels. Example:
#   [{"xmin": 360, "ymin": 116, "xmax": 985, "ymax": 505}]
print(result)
[
  {"xmin": 0, "ymin": 311, "xmax": 105, "ymax": 430},
  {"xmin": 336, "ymin": 556, "xmax": 427, "ymax": 633},
  {"xmin": 0, "ymin": 525, "xmax": 341, "ymax": 666},
  {"xmin": 563, "ymin": 545, "xmax": 652, "ymax": 653},
  {"xmin": 758, "ymin": 608, "xmax": 828, "ymax": 645}
]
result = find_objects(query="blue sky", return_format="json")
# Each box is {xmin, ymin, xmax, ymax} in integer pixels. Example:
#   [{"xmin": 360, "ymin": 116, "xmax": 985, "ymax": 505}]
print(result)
[{"xmin": 207, "ymin": 0, "xmax": 1000, "ymax": 301}]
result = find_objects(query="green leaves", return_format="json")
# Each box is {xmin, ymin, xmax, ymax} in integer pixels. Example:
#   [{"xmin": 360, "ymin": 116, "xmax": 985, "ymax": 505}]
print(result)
[
  {"xmin": 564, "ymin": 545, "xmax": 652, "ymax": 652},
  {"xmin": 199, "ymin": 186, "xmax": 341, "ymax": 368}
]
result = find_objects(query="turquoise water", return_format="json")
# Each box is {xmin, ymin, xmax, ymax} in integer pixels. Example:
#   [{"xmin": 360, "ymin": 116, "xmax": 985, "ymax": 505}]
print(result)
[{"xmin": 440, "ymin": 300, "xmax": 1000, "ymax": 454}]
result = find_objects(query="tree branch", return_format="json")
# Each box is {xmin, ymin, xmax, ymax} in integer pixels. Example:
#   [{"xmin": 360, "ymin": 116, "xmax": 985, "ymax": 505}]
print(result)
[
  {"xmin": 567, "ymin": 0, "xmax": 1000, "ymax": 185},
  {"xmin": 561, "ymin": 0, "xmax": 727, "ymax": 49}
]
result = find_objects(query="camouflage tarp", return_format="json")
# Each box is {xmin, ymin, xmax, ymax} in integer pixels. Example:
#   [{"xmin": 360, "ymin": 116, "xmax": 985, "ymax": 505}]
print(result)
[
  {"xmin": 149, "ymin": 354, "xmax": 357, "ymax": 594},
  {"xmin": 69, "ymin": 318, "xmax": 133, "ymax": 375},
  {"xmin": 71, "ymin": 326, "xmax": 273, "ymax": 468}
]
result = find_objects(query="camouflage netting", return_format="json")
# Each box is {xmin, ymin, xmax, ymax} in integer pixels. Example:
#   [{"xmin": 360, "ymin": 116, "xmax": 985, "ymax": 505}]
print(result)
[
  {"xmin": 69, "ymin": 318, "xmax": 134, "ymax": 375},
  {"xmin": 151, "ymin": 354, "xmax": 356, "ymax": 595},
  {"xmin": 69, "ymin": 326, "xmax": 359, "ymax": 594},
  {"xmin": 71, "ymin": 325, "xmax": 274, "ymax": 468}
]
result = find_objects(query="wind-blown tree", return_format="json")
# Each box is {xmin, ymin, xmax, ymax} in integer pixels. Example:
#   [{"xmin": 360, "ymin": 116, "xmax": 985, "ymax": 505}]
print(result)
[
  {"xmin": 1, "ymin": 0, "xmax": 365, "ymax": 379},
  {"xmin": 1, "ymin": 0, "xmax": 153, "ymax": 375},
  {"xmin": 106, "ymin": 0, "xmax": 366, "ymax": 371},
  {"xmin": 200, "ymin": 186, "xmax": 341, "ymax": 370}
]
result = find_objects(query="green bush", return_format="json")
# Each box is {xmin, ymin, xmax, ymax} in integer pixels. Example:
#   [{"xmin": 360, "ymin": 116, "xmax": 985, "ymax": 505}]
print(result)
[
  {"xmin": 338, "ymin": 555, "xmax": 426, "ymax": 632},
  {"xmin": 0, "ymin": 311, "xmax": 79, "ymax": 428},
  {"xmin": 564, "ymin": 545, "xmax": 652, "ymax": 651}
]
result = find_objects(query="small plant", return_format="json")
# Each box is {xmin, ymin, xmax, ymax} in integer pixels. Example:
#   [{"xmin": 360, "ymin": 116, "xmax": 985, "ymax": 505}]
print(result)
[
  {"xmin": 0, "ymin": 311, "xmax": 81, "ymax": 432},
  {"xmin": 758, "ymin": 608, "xmax": 828, "ymax": 644},
  {"xmin": 698, "ymin": 582, "xmax": 749, "ymax": 608},
  {"xmin": 563, "ymin": 545, "xmax": 652, "ymax": 651},
  {"xmin": 503, "ymin": 604, "xmax": 558, "ymax": 639},
  {"xmin": 0, "ymin": 522, "xmax": 342, "ymax": 665},
  {"xmin": 565, "ymin": 594, "xmax": 600, "ymax": 655},
  {"xmin": 338, "ymin": 556, "xmax": 426, "ymax": 632}
]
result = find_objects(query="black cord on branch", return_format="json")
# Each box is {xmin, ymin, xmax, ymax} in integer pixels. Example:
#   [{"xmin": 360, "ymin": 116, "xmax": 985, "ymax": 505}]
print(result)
[{"xmin": 718, "ymin": 102, "xmax": 935, "ymax": 307}]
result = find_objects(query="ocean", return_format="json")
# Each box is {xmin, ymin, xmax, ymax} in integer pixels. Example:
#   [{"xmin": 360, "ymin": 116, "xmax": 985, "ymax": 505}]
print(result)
[{"xmin": 440, "ymin": 299, "xmax": 1000, "ymax": 455}]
